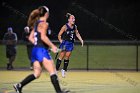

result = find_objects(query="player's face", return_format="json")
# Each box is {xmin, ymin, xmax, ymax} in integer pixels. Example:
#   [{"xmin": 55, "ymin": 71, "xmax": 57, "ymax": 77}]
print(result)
[{"xmin": 68, "ymin": 15, "xmax": 75, "ymax": 25}]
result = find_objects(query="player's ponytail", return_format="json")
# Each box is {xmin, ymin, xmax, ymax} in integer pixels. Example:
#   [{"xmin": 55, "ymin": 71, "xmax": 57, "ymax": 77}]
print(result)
[
  {"xmin": 27, "ymin": 6, "xmax": 49, "ymax": 29},
  {"xmin": 28, "ymin": 9, "xmax": 40, "ymax": 29}
]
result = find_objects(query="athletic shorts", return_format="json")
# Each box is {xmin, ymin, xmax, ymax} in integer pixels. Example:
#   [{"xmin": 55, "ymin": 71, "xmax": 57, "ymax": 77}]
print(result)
[
  {"xmin": 31, "ymin": 46, "xmax": 52, "ymax": 63},
  {"xmin": 60, "ymin": 40, "xmax": 74, "ymax": 52}
]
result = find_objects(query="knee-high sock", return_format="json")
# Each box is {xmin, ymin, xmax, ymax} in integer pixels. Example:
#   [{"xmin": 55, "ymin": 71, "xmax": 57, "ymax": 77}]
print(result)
[
  {"xmin": 20, "ymin": 74, "xmax": 36, "ymax": 88},
  {"xmin": 56, "ymin": 59, "xmax": 62, "ymax": 71},
  {"xmin": 63, "ymin": 59, "xmax": 69, "ymax": 71},
  {"xmin": 51, "ymin": 74, "xmax": 61, "ymax": 93}
]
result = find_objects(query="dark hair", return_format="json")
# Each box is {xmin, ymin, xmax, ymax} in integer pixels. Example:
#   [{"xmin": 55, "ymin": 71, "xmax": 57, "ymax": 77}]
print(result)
[
  {"xmin": 38, "ymin": 6, "xmax": 49, "ymax": 17},
  {"xmin": 27, "ymin": 6, "xmax": 49, "ymax": 29}
]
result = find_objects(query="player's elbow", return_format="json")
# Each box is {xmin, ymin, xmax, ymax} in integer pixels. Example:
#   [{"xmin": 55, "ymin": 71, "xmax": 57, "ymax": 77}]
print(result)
[
  {"xmin": 58, "ymin": 35, "xmax": 61, "ymax": 39},
  {"xmin": 28, "ymin": 36, "xmax": 34, "ymax": 43}
]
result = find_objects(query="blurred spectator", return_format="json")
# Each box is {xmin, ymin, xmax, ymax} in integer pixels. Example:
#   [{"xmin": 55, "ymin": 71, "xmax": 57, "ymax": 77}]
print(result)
[
  {"xmin": 3, "ymin": 27, "xmax": 17, "ymax": 70},
  {"xmin": 22, "ymin": 26, "xmax": 33, "ymax": 70}
]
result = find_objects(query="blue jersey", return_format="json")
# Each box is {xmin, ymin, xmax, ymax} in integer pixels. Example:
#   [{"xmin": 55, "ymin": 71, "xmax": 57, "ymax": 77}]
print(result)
[
  {"xmin": 62, "ymin": 23, "xmax": 76, "ymax": 43},
  {"xmin": 60, "ymin": 23, "xmax": 77, "ymax": 52},
  {"xmin": 31, "ymin": 20, "xmax": 52, "ymax": 63},
  {"xmin": 34, "ymin": 20, "xmax": 49, "ymax": 49}
]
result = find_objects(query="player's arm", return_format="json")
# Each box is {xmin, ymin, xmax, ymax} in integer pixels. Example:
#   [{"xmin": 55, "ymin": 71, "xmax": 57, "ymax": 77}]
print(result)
[
  {"xmin": 58, "ymin": 25, "xmax": 66, "ymax": 43},
  {"xmin": 39, "ymin": 22, "xmax": 58, "ymax": 53},
  {"xmin": 28, "ymin": 29, "xmax": 35, "ymax": 44},
  {"xmin": 75, "ymin": 27, "xmax": 84, "ymax": 47}
]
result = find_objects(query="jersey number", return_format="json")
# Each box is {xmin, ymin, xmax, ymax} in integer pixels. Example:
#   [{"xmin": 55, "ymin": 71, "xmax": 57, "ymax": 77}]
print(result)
[
  {"xmin": 34, "ymin": 32, "xmax": 38, "ymax": 45},
  {"xmin": 70, "ymin": 34, "xmax": 74, "ymax": 40}
]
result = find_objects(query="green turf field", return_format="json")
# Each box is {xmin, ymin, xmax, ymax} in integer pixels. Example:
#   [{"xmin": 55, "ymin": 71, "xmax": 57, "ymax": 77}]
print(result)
[
  {"xmin": 0, "ymin": 45, "xmax": 140, "ymax": 70},
  {"xmin": 0, "ymin": 71, "xmax": 140, "ymax": 93},
  {"xmin": 0, "ymin": 45, "xmax": 140, "ymax": 93}
]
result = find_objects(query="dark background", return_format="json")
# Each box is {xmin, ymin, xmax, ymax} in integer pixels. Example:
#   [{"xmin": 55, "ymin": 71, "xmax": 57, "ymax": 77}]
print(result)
[{"xmin": 0, "ymin": 0, "xmax": 139, "ymax": 40}]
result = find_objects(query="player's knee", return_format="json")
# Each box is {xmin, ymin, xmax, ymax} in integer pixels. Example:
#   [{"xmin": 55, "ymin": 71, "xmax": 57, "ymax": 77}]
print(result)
[
  {"xmin": 59, "ymin": 54, "xmax": 65, "ymax": 60},
  {"xmin": 35, "ymin": 75, "xmax": 40, "ymax": 79},
  {"xmin": 64, "ymin": 56, "xmax": 70, "ymax": 60},
  {"xmin": 34, "ymin": 73, "xmax": 41, "ymax": 79},
  {"xmin": 65, "ymin": 54, "xmax": 70, "ymax": 59}
]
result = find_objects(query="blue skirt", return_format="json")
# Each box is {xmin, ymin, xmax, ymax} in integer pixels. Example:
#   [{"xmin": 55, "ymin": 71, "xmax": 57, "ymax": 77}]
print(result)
[
  {"xmin": 60, "ymin": 40, "xmax": 74, "ymax": 52},
  {"xmin": 31, "ymin": 46, "xmax": 52, "ymax": 63}
]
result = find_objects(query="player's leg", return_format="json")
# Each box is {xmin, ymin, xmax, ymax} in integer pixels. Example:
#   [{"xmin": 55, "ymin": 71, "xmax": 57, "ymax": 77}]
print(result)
[
  {"xmin": 56, "ymin": 51, "xmax": 65, "ymax": 71},
  {"xmin": 43, "ymin": 58, "xmax": 62, "ymax": 93},
  {"xmin": 63, "ymin": 52, "xmax": 71, "ymax": 71},
  {"xmin": 61, "ymin": 51, "xmax": 71, "ymax": 78},
  {"xmin": 56, "ymin": 41, "xmax": 66, "ymax": 71},
  {"xmin": 43, "ymin": 58, "xmax": 70, "ymax": 93},
  {"xmin": 61, "ymin": 41, "xmax": 73, "ymax": 77},
  {"xmin": 13, "ymin": 61, "xmax": 42, "ymax": 93}
]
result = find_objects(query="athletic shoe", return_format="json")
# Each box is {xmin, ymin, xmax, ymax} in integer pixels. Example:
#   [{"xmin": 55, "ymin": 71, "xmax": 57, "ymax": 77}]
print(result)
[
  {"xmin": 11, "ymin": 65, "xmax": 14, "ymax": 69},
  {"xmin": 13, "ymin": 83, "xmax": 22, "ymax": 93},
  {"xmin": 7, "ymin": 63, "xmax": 10, "ymax": 70},
  {"xmin": 61, "ymin": 69, "xmax": 66, "ymax": 78},
  {"xmin": 7, "ymin": 63, "xmax": 14, "ymax": 70}
]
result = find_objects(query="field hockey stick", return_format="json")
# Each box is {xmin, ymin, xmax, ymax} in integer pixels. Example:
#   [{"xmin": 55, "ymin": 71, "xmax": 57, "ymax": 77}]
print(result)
[
  {"xmin": 55, "ymin": 52, "xmax": 59, "ymax": 60},
  {"xmin": 55, "ymin": 45, "xmax": 61, "ymax": 60},
  {"xmin": 50, "ymin": 48, "xmax": 62, "ymax": 53}
]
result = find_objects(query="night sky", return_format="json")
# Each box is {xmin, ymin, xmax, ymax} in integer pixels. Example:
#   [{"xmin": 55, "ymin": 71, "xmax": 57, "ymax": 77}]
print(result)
[{"xmin": 0, "ymin": 0, "xmax": 139, "ymax": 40}]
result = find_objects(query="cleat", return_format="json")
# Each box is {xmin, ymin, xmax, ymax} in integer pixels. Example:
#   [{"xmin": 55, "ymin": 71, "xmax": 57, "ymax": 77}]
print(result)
[
  {"xmin": 7, "ymin": 64, "xmax": 14, "ymax": 70},
  {"xmin": 13, "ymin": 83, "xmax": 22, "ymax": 93},
  {"xmin": 61, "ymin": 69, "xmax": 66, "ymax": 78}
]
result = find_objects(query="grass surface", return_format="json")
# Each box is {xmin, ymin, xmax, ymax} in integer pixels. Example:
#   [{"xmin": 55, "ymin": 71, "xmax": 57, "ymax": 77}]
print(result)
[
  {"xmin": 0, "ymin": 71, "xmax": 140, "ymax": 93},
  {"xmin": 0, "ymin": 45, "xmax": 140, "ymax": 70}
]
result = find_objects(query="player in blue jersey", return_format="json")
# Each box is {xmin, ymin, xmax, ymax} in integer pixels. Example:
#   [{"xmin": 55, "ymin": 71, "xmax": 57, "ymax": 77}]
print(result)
[
  {"xmin": 13, "ymin": 6, "xmax": 69, "ymax": 93},
  {"xmin": 56, "ymin": 13, "xmax": 84, "ymax": 77}
]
